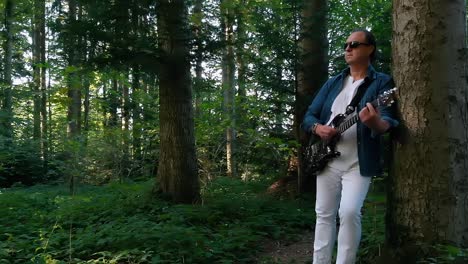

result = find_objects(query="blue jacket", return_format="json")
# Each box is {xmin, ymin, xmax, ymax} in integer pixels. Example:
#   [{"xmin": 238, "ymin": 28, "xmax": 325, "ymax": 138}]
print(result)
[{"xmin": 301, "ymin": 66, "xmax": 399, "ymax": 176}]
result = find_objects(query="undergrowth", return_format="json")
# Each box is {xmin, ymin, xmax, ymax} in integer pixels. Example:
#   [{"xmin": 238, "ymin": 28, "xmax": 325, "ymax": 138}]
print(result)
[{"xmin": 0, "ymin": 177, "xmax": 314, "ymax": 263}]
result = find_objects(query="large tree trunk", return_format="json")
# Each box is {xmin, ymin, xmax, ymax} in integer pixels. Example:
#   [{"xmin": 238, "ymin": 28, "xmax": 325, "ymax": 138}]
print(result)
[
  {"xmin": 156, "ymin": 0, "xmax": 200, "ymax": 203},
  {"xmin": 221, "ymin": 0, "xmax": 237, "ymax": 178},
  {"xmin": 1, "ymin": 0, "xmax": 14, "ymax": 140},
  {"xmin": 387, "ymin": 0, "xmax": 468, "ymax": 259},
  {"xmin": 296, "ymin": 0, "xmax": 328, "ymax": 193}
]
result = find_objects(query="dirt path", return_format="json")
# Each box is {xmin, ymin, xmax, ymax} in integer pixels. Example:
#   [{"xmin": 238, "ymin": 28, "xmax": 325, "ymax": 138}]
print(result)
[{"xmin": 258, "ymin": 230, "xmax": 314, "ymax": 263}]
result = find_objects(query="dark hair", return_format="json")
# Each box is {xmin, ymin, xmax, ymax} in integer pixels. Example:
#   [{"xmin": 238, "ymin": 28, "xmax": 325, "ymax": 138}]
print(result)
[{"xmin": 352, "ymin": 28, "xmax": 376, "ymax": 62}]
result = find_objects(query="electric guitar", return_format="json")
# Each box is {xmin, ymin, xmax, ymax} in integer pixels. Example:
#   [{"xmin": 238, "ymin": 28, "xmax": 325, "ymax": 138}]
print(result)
[{"xmin": 305, "ymin": 88, "xmax": 398, "ymax": 173}]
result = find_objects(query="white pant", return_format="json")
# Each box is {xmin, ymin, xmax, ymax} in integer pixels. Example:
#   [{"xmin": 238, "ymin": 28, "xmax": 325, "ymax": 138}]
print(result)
[{"xmin": 313, "ymin": 167, "xmax": 371, "ymax": 264}]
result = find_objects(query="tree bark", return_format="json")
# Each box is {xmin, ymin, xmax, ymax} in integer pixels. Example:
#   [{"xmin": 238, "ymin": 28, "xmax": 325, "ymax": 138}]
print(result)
[
  {"xmin": 32, "ymin": 0, "xmax": 48, "ymax": 165},
  {"xmin": 1, "ymin": 0, "xmax": 14, "ymax": 140},
  {"xmin": 122, "ymin": 70, "xmax": 130, "ymax": 178},
  {"xmin": 39, "ymin": 0, "xmax": 48, "ymax": 168},
  {"xmin": 156, "ymin": 0, "xmax": 200, "ymax": 203},
  {"xmin": 235, "ymin": 1, "xmax": 248, "ymax": 179},
  {"xmin": 388, "ymin": 0, "xmax": 468, "ymax": 258},
  {"xmin": 193, "ymin": 0, "xmax": 203, "ymax": 119},
  {"xmin": 66, "ymin": 0, "xmax": 81, "ymax": 139},
  {"xmin": 33, "ymin": 28, "xmax": 42, "ymax": 141},
  {"xmin": 108, "ymin": 77, "xmax": 119, "ymax": 128},
  {"xmin": 221, "ymin": 0, "xmax": 237, "ymax": 178},
  {"xmin": 130, "ymin": 2, "xmax": 142, "ymax": 163},
  {"xmin": 131, "ymin": 67, "xmax": 142, "ymax": 162},
  {"xmin": 296, "ymin": 0, "xmax": 328, "ymax": 193}
]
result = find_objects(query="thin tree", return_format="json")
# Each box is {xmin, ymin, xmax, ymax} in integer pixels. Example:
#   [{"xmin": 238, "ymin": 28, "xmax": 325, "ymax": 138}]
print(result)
[
  {"xmin": 234, "ymin": 0, "xmax": 248, "ymax": 179},
  {"xmin": 156, "ymin": 0, "xmax": 200, "ymax": 203},
  {"xmin": 193, "ymin": 0, "xmax": 203, "ymax": 119},
  {"xmin": 387, "ymin": 0, "xmax": 468, "ymax": 260},
  {"xmin": 65, "ymin": 0, "xmax": 82, "ymax": 193},
  {"xmin": 33, "ymin": 0, "xmax": 48, "ymax": 166},
  {"xmin": 220, "ymin": 0, "xmax": 237, "ymax": 178},
  {"xmin": 66, "ymin": 0, "xmax": 81, "ymax": 139},
  {"xmin": 130, "ymin": 0, "xmax": 142, "ymax": 163},
  {"xmin": 1, "ymin": 0, "xmax": 15, "ymax": 140}
]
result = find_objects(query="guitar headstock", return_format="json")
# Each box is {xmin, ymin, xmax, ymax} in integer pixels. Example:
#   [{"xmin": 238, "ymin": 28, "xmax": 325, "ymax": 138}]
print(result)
[{"xmin": 376, "ymin": 87, "xmax": 398, "ymax": 107}]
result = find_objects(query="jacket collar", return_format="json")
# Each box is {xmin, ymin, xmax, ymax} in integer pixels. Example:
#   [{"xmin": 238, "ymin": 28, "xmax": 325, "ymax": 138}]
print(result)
[{"xmin": 341, "ymin": 65, "xmax": 377, "ymax": 81}]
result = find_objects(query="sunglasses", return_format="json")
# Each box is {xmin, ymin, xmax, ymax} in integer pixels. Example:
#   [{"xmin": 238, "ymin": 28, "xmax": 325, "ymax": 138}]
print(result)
[{"xmin": 343, "ymin": 41, "xmax": 371, "ymax": 50}]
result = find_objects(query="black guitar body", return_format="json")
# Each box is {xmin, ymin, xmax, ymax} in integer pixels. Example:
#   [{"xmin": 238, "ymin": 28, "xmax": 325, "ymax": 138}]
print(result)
[{"xmin": 305, "ymin": 114, "xmax": 344, "ymax": 173}]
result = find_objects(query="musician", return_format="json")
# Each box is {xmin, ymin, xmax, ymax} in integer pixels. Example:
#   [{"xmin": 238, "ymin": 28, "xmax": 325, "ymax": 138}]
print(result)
[{"xmin": 301, "ymin": 29, "xmax": 399, "ymax": 264}]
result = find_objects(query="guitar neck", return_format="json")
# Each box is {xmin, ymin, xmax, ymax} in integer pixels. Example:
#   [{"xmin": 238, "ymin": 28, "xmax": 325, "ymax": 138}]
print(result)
[
  {"xmin": 336, "ymin": 98, "xmax": 381, "ymax": 134},
  {"xmin": 337, "ymin": 114, "xmax": 359, "ymax": 134}
]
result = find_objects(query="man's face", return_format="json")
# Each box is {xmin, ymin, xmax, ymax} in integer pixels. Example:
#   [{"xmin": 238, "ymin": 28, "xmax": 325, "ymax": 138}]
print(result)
[{"xmin": 344, "ymin": 31, "xmax": 374, "ymax": 66}]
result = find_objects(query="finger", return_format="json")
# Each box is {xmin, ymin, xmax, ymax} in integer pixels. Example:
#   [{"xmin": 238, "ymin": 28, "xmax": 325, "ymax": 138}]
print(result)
[{"xmin": 366, "ymin": 103, "xmax": 376, "ymax": 114}]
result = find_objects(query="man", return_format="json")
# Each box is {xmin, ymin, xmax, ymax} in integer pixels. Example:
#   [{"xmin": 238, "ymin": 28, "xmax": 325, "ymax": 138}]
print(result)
[{"xmin": 301, "ymin": 29, "xmax": 399, "ymax": 263}]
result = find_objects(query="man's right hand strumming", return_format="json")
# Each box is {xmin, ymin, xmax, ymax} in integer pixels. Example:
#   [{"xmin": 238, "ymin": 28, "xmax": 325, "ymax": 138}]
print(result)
[{"xmin": 313, "ymin": 124, "xmax": 338, "ymax": 141}]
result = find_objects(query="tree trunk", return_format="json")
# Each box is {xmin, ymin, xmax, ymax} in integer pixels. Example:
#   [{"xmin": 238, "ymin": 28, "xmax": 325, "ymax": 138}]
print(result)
[
  {"xmin": 65, "ymin": 0, "xmax": 82, "ymax": 193},
  {"xmin": 39, "ymin": 0, "xmax": 47, "ymax": 168},
  {"xmin": 296, "ymin": 0, "xmax": 328, "ymax": 193},
  {"xmin": 131, "ymin": 67, "xmax": 142, "ymax": 162},
  {"xmin": 33, "ymin": 0, "xmax": 48, "ymax": 166},
  {"xmin": 193, "ymin": 0, "xmax": 203, "ymax": 119},
  {"xmin": 1, "ymin": 0, "xmax": 14, "ymax": 140},
  {"xmin": 66, "ymin": 0, "xmax": 81, "ymax": 139},
  {"xmin": 221, "ymin": 0, "xmax": 237, "ymax": 178},
  {"xmin": 33, "ymin": 30, "xmax": 41, "ymax": 141},
  {"xmin": 108, "ymin": 77, "xmax": 119, "ymax": 128},
  {"xmin": 156, "ymin": 0, "xmax": 200, "ymax": 203},
  {"xmin": 122, "ymin": 70, "xmax": 130, "ymax": 179},
  {"xmin": 235, "ymin": 1, "xmax": 247, "ymax": 179},
  {"xmin": 83, "ymin": 75, "xmax": 90, "ymax": 141},
  {"xmin": 387, "ymin": 0, "xmax": 468, "ymax": 259},
  {"xmin": 83, "ymin": 28, "xmax": 96, "ymax": 146}
]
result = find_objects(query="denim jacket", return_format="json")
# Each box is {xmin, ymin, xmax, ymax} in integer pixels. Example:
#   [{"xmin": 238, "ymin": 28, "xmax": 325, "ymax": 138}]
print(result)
[{"xmin": 301, "ymin": 65, "xmax": 399, "ymax": 176}]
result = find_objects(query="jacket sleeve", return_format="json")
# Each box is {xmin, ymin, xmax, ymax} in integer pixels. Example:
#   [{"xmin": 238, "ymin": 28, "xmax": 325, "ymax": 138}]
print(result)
[
  {"xmin": 376, "ymin": 77, "xmax": 399, "ymax": 134},
  {"xmin": 301, "ymin": 79, "xmax": 332, "ymax": 133}
]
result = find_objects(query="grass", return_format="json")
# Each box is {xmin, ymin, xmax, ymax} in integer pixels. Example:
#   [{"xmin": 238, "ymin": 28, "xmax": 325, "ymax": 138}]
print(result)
[
  {"xmin": 4, "ymin": 176, "xmax": 463, "ymax": 263},
  {"xmin": 0, "ymin": 177, "xmax": 314, "ymax": 263},
  {"xmin": 358, "ymin": 187, "xmax": 386, "ymax": 263}
]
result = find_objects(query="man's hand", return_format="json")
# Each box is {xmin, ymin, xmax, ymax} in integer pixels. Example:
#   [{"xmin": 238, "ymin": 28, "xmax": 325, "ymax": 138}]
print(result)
[
  {"xmin": 314, "ymin": 124, "xmax": 338, "ymax": 141},
  {"xmin": 359, "ymin": 103, "xmax": 390, "ymax": 133}
]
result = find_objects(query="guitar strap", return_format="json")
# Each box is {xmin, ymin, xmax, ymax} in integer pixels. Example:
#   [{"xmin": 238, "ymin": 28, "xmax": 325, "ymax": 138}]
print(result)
[{"xmin": 345, "ymin": 77, "xmax": 373, "ymax": 115}]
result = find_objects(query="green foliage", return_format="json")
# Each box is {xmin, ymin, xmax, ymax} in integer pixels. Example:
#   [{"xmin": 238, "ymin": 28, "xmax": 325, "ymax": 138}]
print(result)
[
  {"xmin": 328, "ymin": 0, "xmax": 393, "ymax": 74},
  {"xmin": 0, "ymin": 178, "xmax": 314, "ymax": 263},
  {"xmin": 358, "ymin": 191, "xmax": 386, "ymax": 263},
  {"xmin": 417, "ymin": 244, "xmax": 468, "ymax": 263},
  {"xmin": 356, "ymin": 189, "xmax": 468, "ymax": 263},
  {"xmin": 1, "ymin": 0, "xmax": 395, "ymax": 187},
  {"xmin": 0, "ymin": 138, "xmax": 47, "ymax": 187}
]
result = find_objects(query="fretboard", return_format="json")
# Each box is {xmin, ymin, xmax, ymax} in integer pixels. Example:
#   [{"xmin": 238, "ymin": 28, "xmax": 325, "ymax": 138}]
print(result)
[
  {"xmin": 337, "ymin": 114, "xmax": 359, "ymax": 134},
  {"xmin": 336, "ymin": 96, "xmax": 382, "ymax": 134}
]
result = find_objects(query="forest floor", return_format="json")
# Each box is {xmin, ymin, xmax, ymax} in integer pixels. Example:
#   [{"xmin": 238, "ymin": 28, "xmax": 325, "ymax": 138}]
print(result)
[{"xmin": 259, "ymin": 229, "xmax": 314, "ymax": 263}]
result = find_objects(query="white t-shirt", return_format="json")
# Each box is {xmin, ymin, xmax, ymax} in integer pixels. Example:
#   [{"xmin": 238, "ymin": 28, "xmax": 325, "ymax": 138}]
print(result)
[{"xmin": 326, "ymin": 75, "xmax": 364, "ymax": 171}]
